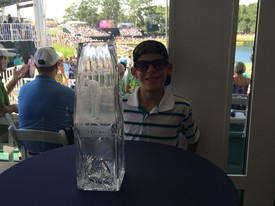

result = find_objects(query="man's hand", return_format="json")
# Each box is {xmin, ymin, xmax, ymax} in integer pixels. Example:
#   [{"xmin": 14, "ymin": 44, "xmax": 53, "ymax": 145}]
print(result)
[
  {"xmin": 12, "ymin": 64, "xmax": 29, "ymax": 81},
  {"xmin": 6, "ymin": 64, "xmax": 29, "ymax": 94},
  {"xmin": 0, "ymin": 104, "xmax": 18, "ymax": 116},
  {"xmin": 0, "ymin": 105, "xmax": 10, "ymax": 116}
]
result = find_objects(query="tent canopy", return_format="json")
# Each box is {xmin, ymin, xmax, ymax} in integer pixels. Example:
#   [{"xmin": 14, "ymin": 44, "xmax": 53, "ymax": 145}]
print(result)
[{"xmin": 0, "ymin": 0, "xmax": 32, "ymax": 7}]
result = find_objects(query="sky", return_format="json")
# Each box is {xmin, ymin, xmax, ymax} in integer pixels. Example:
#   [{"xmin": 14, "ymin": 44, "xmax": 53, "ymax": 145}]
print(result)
[{"xmin": 5, "ymin": 0, "xmax": 258, "ymax": 22}]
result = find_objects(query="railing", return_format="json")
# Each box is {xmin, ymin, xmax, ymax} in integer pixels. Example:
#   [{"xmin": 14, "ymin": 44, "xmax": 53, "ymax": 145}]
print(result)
[
  {"xmin": 2, "ymin": 66, "xmax": 35, "ymax": 87},
  {"xmin": 0, "ymin": 23, "xmax": 36, "ymax": 42}
]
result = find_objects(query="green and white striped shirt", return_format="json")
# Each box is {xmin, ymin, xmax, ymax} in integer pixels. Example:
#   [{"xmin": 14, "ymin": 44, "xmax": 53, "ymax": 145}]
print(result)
[{"xmin": 122, "ymin": 89, "xmax": 200, "ymax": 147}]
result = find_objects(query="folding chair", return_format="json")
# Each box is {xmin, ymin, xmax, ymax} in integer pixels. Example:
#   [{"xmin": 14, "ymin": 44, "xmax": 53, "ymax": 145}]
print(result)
[
  {"xmin": 230, "ymin": 94, "xmax": 249, "ymax": 138},
  {"xmin": 6, "ymin": 113, "xmax": 68, "ymax": 160}
]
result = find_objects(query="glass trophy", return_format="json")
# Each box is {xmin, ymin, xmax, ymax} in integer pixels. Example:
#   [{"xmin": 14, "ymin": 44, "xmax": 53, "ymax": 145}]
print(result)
[{"xmin": 74, "ymin": 42, "xmax": 125, "ymax": 191}]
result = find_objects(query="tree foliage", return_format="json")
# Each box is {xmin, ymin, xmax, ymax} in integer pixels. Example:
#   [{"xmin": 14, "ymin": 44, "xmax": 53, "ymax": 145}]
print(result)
[
  {"xmin": 76, "ymin": 0, "xmax": 100, "ymax": 26},
  {"xmin": 238, "ymin": 3, "xmax": 257, "ymax": 33},
  {"xmin": 99, "ymin": 0, "xmax": 121, "ymax": 22},
  {"xmin": 63, "ymin": 1, "xmax": 257, "ymax": 34},
  {"xmin": 63, "ymin": 0, "xmax": 158, "ymax": 32},
  {"xmin": 122, "ymin": 0, "xmax": 152, "ymax": 28},
  {"xmin": 63, "ymin": 3, "xmax": 78, "ymax": 22}
]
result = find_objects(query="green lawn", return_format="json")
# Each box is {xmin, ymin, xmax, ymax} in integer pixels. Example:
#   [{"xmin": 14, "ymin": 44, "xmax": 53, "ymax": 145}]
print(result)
[{"xmin": 236, "ymin": 34, "xmax": 255, "ymax": 41}]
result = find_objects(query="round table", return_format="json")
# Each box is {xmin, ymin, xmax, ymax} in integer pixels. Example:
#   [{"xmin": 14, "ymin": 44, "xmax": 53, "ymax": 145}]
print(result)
[{"xmin": 0, "ymin": 141, "xmax": 240, "ymax": 206}]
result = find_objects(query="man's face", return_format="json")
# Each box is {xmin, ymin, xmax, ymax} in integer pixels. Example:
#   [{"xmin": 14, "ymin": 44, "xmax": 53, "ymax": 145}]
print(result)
[
  {"xmin": 132, "ymin": 53, "xmax": 172, "ymax": 93},
  {"xmin": 0, "ymin": 56, "xmax": 8, "ymax": 72}
]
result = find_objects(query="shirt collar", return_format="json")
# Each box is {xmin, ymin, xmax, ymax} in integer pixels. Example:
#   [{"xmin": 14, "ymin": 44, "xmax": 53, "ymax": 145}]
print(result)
[
  {"xmin": 35, "ymin": 74, "xmax": 56, "ymax": 81},
  {"xmin": 127, "ymin": 88, "xmax": 174, "ymax": 112}
]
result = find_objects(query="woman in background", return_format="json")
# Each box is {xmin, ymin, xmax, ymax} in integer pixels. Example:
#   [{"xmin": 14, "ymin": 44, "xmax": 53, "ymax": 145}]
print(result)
[
  {"xmin": 232, "ymin": 61, "xmax": 250, "ymax": 95},
  {"xmin": 55, "ymin": 60, "xmax": 68, "ymax": 86}
]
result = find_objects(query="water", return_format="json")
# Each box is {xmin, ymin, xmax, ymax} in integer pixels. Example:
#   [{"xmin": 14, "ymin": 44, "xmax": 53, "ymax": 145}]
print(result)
[{"xmin": 235, "ymin": 41, "xmax": 254, "ymax": 63}]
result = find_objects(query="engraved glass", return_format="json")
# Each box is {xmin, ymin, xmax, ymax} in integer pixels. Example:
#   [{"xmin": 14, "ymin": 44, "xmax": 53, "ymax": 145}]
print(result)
[{"xmin": 74, "ymin": 42, "xmax": 125, "ymax": 191}]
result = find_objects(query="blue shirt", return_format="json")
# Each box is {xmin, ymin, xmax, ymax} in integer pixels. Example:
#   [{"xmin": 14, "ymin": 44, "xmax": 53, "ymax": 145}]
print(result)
[
  {"xmin": 63, "ymin": 63, "xmax": 70, "ymax": 76},
  {"xmin": 18, "ymin": 75, "xmax": 75, "ymax": 148}
]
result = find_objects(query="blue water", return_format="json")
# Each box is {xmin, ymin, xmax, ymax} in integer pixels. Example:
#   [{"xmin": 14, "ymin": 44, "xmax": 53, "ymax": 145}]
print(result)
[{"xmin": 235, "ymin": 41, "xmax": 254, "ymax": 63}]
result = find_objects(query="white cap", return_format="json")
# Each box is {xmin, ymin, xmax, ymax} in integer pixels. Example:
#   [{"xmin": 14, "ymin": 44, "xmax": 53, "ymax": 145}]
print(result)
[
  {"xmin": 0, "ymin": 44, "xmax": 15, "ymax": 57},
  {"xmin": 34, "ymin": 47, "xmax": 59, "ymax": 67}
]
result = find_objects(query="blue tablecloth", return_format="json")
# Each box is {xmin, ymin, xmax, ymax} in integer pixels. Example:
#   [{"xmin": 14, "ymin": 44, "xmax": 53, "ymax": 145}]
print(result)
[{"xmin": 0, "ymin": 141, "xmax": 240, "ymax": 206}]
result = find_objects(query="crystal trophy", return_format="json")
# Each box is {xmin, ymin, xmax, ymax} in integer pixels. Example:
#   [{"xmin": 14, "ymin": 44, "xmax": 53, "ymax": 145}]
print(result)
[{"xmin": 74, "ymin": 42, "xmax": 125, "ymax": 191}]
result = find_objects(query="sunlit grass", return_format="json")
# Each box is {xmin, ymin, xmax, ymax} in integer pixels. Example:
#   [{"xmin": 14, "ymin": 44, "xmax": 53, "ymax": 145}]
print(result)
[
  {"xmin": 236, "ymin": 34, "xmax": 255, "ymax": 41},
  {"xmin": 52, "ymin": 43, "xmax": 76, "ymax": 59}
]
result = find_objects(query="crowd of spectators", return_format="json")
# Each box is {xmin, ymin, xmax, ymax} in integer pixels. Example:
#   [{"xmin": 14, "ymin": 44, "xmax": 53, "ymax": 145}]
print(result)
[
  {"xmin": 67, "ymin": 24, "xmax": 110, "ymax": 37},
  {"xmin": 118, "ymin": 27, "xmax": 142, "ymax": 37},
  {"xmin": 52, "ymin": 23, "xmax": 147, "ymax": 47}
]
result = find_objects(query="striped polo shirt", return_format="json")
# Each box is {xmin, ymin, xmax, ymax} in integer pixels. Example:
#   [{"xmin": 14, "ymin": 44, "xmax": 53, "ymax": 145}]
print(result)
[{"xmin": 122, "ymin": 89, "xmax": 200, "ymax": 147}]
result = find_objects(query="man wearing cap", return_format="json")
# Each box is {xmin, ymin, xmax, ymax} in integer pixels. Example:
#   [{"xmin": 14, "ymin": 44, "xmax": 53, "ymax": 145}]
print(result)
[
  {"xmin": 18, "ymin": 47, "xmax": 75, "ymax": 150},
  {"xmin": 0, "ymin": 44, "xmax": 28, "ymax": 142}
]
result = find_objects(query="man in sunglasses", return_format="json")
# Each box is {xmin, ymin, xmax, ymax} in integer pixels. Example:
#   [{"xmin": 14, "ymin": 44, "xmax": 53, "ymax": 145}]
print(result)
[
  {"xmin": 122, "ymin": 40, "xmax": 200, "ymax": 152},
  {"xmin": 0, "ymin": 44, "xmax": 28, "ymax": 142}
]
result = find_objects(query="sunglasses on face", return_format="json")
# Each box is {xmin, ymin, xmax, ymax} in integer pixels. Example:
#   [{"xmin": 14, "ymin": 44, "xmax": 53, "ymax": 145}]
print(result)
[{"xmin": 134, "ymin": 58, "xmax": 169, "ymax": 72}]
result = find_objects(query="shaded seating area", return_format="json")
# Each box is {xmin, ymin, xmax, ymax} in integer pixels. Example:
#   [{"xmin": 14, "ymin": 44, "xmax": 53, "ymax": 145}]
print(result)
[
  {"xmin": 0, "ymin": 23, "xmax": 35, "ymax": 42},
  {"xmin": 227, "ymin": 94, "xmax": 249, "ymax": 174}
]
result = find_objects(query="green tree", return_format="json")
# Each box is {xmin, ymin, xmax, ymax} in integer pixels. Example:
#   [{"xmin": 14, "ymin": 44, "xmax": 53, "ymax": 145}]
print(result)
[
  {"xmin": 63, "ymin": 3, "xmax": 78, "ymax": 22},
  {"xmin": 117, "ymin": 8, "xmax": 129, "ymax": 23},
  {"xmin": 63, "ymin": 0, "xmax": 168, "ymax": 34},
  {"xmin": 99, "ymin": 0, "xmax": 121, "ymax": 22},
  {"xmin": 76, "ymin": 0, "xmax": 100, "ymax": 26},
  {"xmin": 123, "ymin": 0, "xmax": 152, "ymax": 27},
  {"xmin": 144, "ymin": 5, "xmax": 166, "ymax": 33},
  {"xmin": 238, "ymin": 5, "xmax": 250, "ymax": 33},
  {"xmin": 246, "ymin": 3, "xmax": 257, "ymax": 33},
  {"xmin": 238, "ymin": 3, "xmax": 257, "ymax": 34}
]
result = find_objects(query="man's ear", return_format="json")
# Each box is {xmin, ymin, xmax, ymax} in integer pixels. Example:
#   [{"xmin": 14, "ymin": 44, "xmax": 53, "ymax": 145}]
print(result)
[
  {"xmin": 131, "ymin": 67, "xmax": 137, "ymax": 78},
  {"xmin": 167, "ymin": 63, "xmax": 173, "ymax": 75}
]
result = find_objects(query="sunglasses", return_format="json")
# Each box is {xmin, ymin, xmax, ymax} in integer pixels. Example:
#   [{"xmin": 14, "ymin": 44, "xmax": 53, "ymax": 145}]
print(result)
[{"xmin": 134, "ymin": 59, "xmax": 169, "ymax": 72}]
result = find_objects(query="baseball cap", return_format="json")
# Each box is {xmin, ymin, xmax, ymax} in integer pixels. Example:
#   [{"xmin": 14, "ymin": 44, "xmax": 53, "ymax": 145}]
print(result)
[
  {"xmin": 34, "ymin": 47, "xmax": 59, "ymax": 67},
  {"xmin": 0, "ymin": 44, "xmax": 16, "ymax": 57},
  {"xmin": 133, "ymin": 40, "xmax": 171, "ymax": 86},
  {"xmin": 133, "ymin": 40, "xmax": 168, "ymax": 62}
]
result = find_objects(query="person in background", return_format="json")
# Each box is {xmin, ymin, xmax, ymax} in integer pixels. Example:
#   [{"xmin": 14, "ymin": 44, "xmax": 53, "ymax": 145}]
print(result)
[
  {"xmin": 63, "ymin": 59, "xmax": 70, "ymax": 79},
  {"xmin": 124, "ymin": 65, "xmax": 141, "ymax": 93},
  {"xmin": 18, "ymin": 47, "xmax": 75, "ymax": 152},
  {"xmin": 122, "ymin": 40, "xmax": 200, "ymax": 152},
  {"xmin": 119, "ymin": 55, "xmax": 127, "ymax": 65},
  {"xmin": 55, "ymin": 59, "xmax": 68, "ymax": 86},
  {"xmin": 27, "ymin": 53, "xmax": 36, "ymax": 78},
  {"xmin": 232, "ymin": 61, "xmax": 250, "ymax": 95},
  {"xmin": 7, "ymin": 14, "xmax": 13, "ymax": 23},
  {"xmin": 232, "ymin": 61, "xmax": 250, "ymax": 110},
  {"xmin": 68, "ymin": 58, "xmax": 76, "ymax": 79},
  {"xmin": 126, "ymin": 55, "xmax": 133, "ymax": 69},
  {"xmin": 13, "ymin": 54, "xmax": 23, "ymax": 66},
  {"xmin": 0, "ymin": 44, "xmax": 28, "ymax": 142},
  {"xmin": 118, "ymin": 62, "xmax": 126, "ymax": 95}
]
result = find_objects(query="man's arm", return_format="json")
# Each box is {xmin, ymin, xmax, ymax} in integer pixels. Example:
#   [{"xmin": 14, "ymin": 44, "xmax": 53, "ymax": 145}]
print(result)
[
  {"xmin": 6, "ymin": 65, "xmax": 29, "ymax": 94},
  {"xmin": 0, "ymin": 104, "xmax": 18, "ymax": 116}
]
